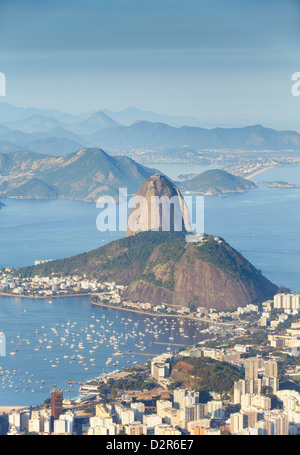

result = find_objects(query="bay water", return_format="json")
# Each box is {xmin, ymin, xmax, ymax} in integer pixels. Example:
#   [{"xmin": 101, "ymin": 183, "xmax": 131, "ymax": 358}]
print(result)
[{"xmin": 0, "ymin": 164, "xmax": 300, "ymax": 405}]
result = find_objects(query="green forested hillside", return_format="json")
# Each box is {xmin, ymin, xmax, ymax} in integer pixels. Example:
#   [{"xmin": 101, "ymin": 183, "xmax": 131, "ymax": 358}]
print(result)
[
  {"xmin": 0, "ymin": 148, "xmax": 158, "ymax": 201},
  {"xmin": 178, "ymin": 169, "xmax": 256, "ymax": 195},
  {"xmin": 17, "ymin": 231, "xmax": 278, "ymax": 310},
  {"xmin": 169, "ymin": 356, "xmax": 244, "ymax": 394}
]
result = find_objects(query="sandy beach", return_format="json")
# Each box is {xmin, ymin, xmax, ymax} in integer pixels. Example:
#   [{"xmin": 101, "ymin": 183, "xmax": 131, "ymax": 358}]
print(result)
[
  {"xmin": 245, "ymin": 165, "xmax": 278, "ymax": 180},
  {"xmin": 0, "ymin": 406, "xmax": 28, "ymax": 414}
]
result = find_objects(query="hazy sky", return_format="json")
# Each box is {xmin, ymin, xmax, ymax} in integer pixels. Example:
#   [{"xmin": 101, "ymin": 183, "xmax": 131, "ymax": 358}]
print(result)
[{"xmin": 0, "ymin": 0, "xmax": 300, "ymax": 129}]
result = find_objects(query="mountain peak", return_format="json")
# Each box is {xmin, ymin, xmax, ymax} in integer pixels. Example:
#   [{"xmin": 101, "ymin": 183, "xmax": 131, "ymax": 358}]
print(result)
[
  {"xmin": 126, "ymin": 174, "xmax": 192, "ymax": 237},
  {"xmin": 69, "ymin": 111, "xmax": 120, "ymax": 135}
]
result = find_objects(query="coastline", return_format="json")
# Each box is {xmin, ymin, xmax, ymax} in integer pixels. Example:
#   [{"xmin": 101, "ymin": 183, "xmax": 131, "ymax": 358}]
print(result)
[
  {"xmin": 0, "ymin": 292, "xmax": 236, "ymax": 327},
  {"xmin": 91, "ymin": 300, "xmax": 234, "ymax": 327},
  {"xmin": 244, "ymin": 164, "xmax": 278, "ymax": 180},
  {"xmin": 245, "ymin": 163, "xmax": 300, "ymax": 180},
  {"xmin": 92, "ymin": 300, "xmax": 193, "ymax": 319},
  {"xmin": 0, "ymin": 406, "xmax": 28, "ymax": 415},
  {"xmin": 181, "ymin": 188, "xmax": 250, "ymax": 196},
  {"xmin": 0, "ymin": 292, "xmax": 94, "ymax": 300}
]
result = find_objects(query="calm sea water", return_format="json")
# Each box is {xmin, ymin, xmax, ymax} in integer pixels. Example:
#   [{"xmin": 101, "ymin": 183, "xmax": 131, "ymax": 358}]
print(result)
[
  {"xmin": 0, "ymin": 198, "xmax": 123, "ymax": 269},
  {"xmin": 0, "ymin": 295, "xmax": 208, "ymax": 406},
  {"xmin": 0, "ymin": 164, "xmax": 300, "ymax": 405}
]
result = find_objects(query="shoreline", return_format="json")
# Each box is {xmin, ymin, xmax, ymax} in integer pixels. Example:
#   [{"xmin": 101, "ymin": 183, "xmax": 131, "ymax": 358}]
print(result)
[
  {"xmin": 0, "ymin": 292, "xmax": 94, "ymax": 300},
  {"xmin": 0, "ymin": 406, "xmax": 28, "ymax": 415},
  {"xmin": 245, "ymin": 163, "xmax": 300, "ymax": 180},
  {"xmin": 244, "ymin": 164, "xmax": 278, "ymax": 179},
  {"xmin": 0, "ymin": 292, "xmax": 235, "ymax": 327},
  {"xmin": 91, "ymin": 300, "xmax": 234, "ymax": 327},
  {"xmin": 92, "ymin": 300, "xmax": 194, "ymax": 319}
]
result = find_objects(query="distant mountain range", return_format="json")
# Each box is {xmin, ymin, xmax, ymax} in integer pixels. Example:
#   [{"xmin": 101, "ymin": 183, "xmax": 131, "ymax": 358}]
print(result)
[
  {"xmin": 101, "ymin": 107, "xmax": 204, "ymax": 127},
  {"xmin": 87, "ymin": 122, "xmax": 300, "ymax": 151},
  {"xmin": 5, "ymin": 115, "xmax": 68, "ymax": 133},
  {"xmin": 0, "ymin": 102, "xmax": 300, "ymax": 157},
  {"xmin": 0, "ymin": 102, "xmax": 81, "ymax": 124},
  {"xmin": 0, "ymin": 103, "xmax": 203, "ymax": 127}
]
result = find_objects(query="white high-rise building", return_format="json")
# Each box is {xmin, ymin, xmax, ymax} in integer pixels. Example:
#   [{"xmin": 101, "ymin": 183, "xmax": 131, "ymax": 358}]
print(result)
[
  {"xmin": 262, "ymin": 411, "xmax": 289, "ymax": 435},
  {"xmin": 274, "ymin": 293, "xmax": 285, "ymax": 308},
  {"xmin": 54, "ymin": 412, "xmax": 74, "ymax": 435},
  {"xmin": 58, "ymin": 412, "xmax": 74, "ymax": 434},
  {"xmin": 283, "ymin": 294, "xmax": 294, "ymax": 309},
  {"xmin": 173, "ymin": 389, "xmax": 186, "ymax": 410},
  {"xmin": 143, "ymin": 414, "xmax": 162, "ymax": 434},
  {"xmin": 230, "ymin": 412, "xmax": 247, "ymax": 435},
  {"xmin": 292, "ymin": 294, "xmax": 300, "ymax": 309},
  {"xmin": 240, "ymin": 394, "xmax": 271, "ymax": 411},
  {"xmin": 131, "ymin": 402, "xmax": 145, "ymax": 421},
  {"xmin": 274, "ymin": 293, "xmax": 300, "ymax": 310},
  {"xmin": 206, "ymin": 401, "xmax": 223, "ymax": 420},
  {"xmin": 264, "ymin": 359, "xmax": 278, "ymax": 378},
  {"xmin": 234, "ymin": 379, "xmax": 262, "ymax": 404},
  {"xmin": 244, "ymin": 357, "xmax": 259, "ymax": 380}
]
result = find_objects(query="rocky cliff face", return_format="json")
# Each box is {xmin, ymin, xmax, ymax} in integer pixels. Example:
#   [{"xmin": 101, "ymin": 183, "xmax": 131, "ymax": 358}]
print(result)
[
  {"xmin": 126, "ymin": 174, "xmax": 191, "ymax": 237},
  {"xmin": 121, "ymin": 235, "xmax": 277, "ymax": 310}
]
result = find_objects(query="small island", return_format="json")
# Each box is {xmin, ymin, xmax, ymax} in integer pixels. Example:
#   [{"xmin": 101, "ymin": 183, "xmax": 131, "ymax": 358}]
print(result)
[
  {"xmin": 266, "ymin": 181, "xmax": 300, "ymax": 188},
  {"xmin": 178, "ymin": 169, "xmax": 256, "ymax": 195}
]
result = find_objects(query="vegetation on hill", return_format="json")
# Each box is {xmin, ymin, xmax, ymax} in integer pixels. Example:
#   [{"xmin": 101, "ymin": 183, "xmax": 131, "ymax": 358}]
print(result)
[
  {"xmin": 97, "ymin": 371, "xmax": 157, "ymax": 397},
  {"xmin": 0, "ymin": 148, "xmax": 158, "ymax": 201},
  {"xmin": 6, "ymin": 177, "xmax": 59, "ymax": 199},
  {"xmin": 168, "ymin": 356, "xmax": 244, "ymax": 395},
  {"xmin": 17, "ymin": 231, "xmax": 184, "ymax": 281},
  {"xmin": 178, "ymin": 169, "xmax": 256, "ymax": 195},
  {"xmin": 17, "ymin": 230, "xmax": 278, "ymax": 310},
  {"xmin": 194, "ymin": 235, "xmax": 263, "ymax": 285}
]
